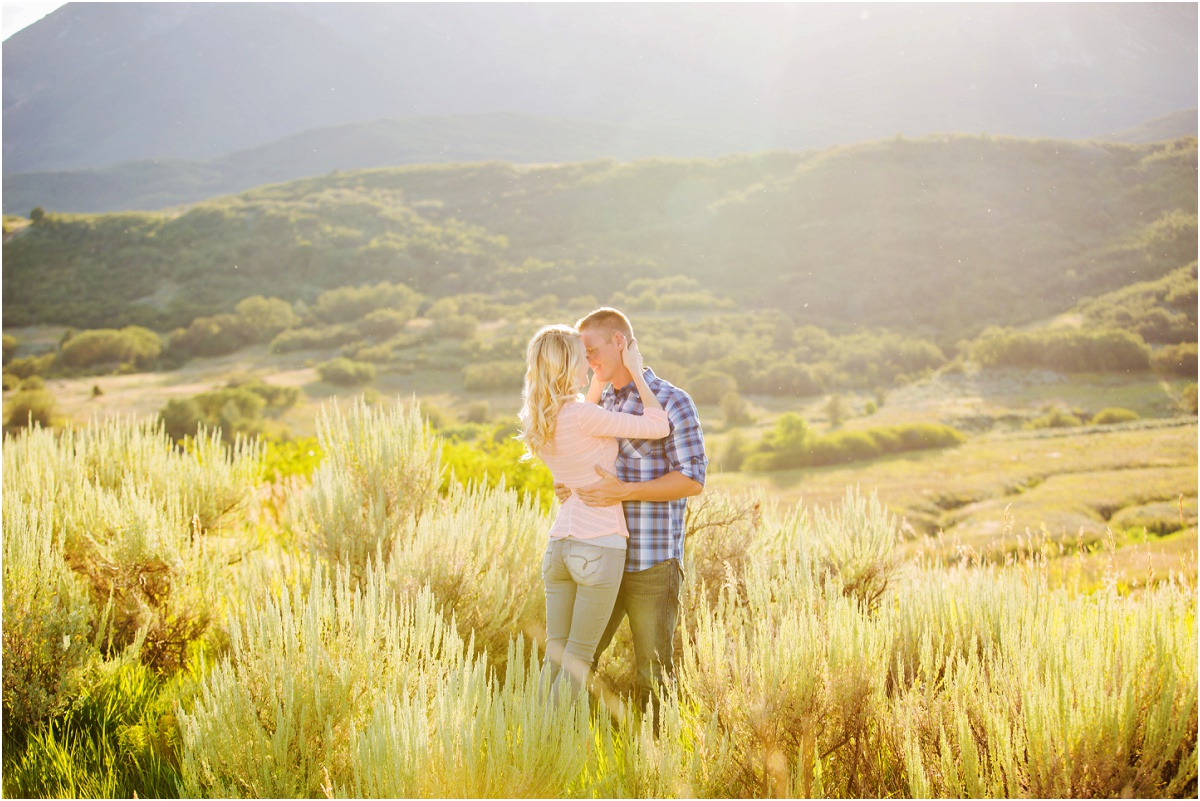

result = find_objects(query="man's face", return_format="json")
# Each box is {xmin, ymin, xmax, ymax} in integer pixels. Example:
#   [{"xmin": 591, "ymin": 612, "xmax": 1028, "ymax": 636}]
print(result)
[{"xmin": 580, "ymin": 327, "xmax": 620, "ymax": 384}]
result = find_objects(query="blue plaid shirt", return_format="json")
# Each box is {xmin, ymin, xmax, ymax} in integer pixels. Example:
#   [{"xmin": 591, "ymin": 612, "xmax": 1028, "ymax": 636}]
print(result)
[{"xmin": 601, "ymin": 367, "xmax": 708, "ymax": 572}]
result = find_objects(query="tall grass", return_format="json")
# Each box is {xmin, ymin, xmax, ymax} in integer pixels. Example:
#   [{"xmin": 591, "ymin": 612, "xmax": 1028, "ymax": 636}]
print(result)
[
  {"xmin": 291, "ymin": 399, "xmax": 442, "ymax": 577},
  {"xmin": 2, "ymin": 501, "xmax": 94, "ymax": 737},
  {"xmin": 3, "ymin": 400, "xmax": 1196, "ymax": 797}
]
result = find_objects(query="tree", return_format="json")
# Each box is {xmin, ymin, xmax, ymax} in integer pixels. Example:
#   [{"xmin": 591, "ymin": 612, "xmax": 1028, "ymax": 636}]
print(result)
[
  {"xmin": 235, "ymin": 296, "xmax": 299, "ymax": 341},
  {"xmin": 824, "ymin": 394, "xmax": 849, "ymax": 428},
  {"xmin": 719, "ymin": 390, "xmax": 755, "ymax": 428}
]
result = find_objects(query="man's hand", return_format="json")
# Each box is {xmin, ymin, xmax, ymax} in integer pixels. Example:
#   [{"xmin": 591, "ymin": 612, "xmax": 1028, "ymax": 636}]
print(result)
[
  {"xmin": 575, "ymin": 467, "xmax": 628, "ymax": 507},
  {"xmin": 553, "ymin": 482, "xmax": 571, "ymax": 503}
]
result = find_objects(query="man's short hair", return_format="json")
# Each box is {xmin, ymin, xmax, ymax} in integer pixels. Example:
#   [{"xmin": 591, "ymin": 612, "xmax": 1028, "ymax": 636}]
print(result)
[{"xmin": 575, "ymin": 307, "xmax": 634, "ymax": 342}]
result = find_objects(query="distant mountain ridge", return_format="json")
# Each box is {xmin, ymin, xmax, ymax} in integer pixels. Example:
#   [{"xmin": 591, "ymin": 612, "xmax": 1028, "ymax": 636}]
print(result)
[
  {"xmin": 2, "ymin": 112, "xmax": 768, "ymax": 214},
  {"xmin": 5, "ymin": 108, "xmax": 1196, "ymax": 216},
  {"xmin": 4, "ymin": 2, "xmax": 1196, "ymax": 175}
]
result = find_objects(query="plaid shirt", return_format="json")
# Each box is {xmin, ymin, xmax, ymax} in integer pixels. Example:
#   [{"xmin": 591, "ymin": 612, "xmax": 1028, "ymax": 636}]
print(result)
[{"xmin": 601, "ymin": 367, "xmax": 708, "ymax": 572}]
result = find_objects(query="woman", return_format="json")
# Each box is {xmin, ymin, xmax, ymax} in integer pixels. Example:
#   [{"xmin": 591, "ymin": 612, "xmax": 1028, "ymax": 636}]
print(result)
[{"xmin": 517, "ymin": 324, "xmax": 669, "ymax": 693}]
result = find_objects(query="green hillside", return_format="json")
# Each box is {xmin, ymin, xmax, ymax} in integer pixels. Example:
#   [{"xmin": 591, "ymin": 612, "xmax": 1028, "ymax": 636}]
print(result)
[{"xmin": 3, "ymin": 135, "xmax": 1195, "ymax": 343}]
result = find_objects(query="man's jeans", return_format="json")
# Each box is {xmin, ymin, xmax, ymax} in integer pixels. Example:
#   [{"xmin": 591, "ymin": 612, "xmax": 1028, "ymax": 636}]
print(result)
[
  {"xmin": 542, "ymin": 538, "xmax": 626, "ymax": 692},
  {"xmin": 594, "ymin": 558, "xmax": 683, "ymax": 713}
]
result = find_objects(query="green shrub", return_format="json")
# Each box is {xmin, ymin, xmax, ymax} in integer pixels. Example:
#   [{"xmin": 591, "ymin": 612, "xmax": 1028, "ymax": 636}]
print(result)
[
  {"xmin": 160, "ymin": 398, "xmax": 206, "ymax": 441},
  {"xmin": 387, "ymin": 483, "xmax": 547, "ymax": 661},
  {"xmin": 971, "ymin": 327, "xmax": 1152, "ymax": 372},
  {"xmin": 689, "ymin": 370, "xmax": 737, "ymax": 405},
  {"xmin": 4, "ymin": 387, "xmax": 57, "ymax": 430},
  {"xmin": 719, "ymin": 390, "xmax": 755, "ymax": 427},
  {"xmin": 1092, "ymin": 407, "xmax": 1140, "ymax": 425},
  {"xmin": 463, "ymin": 361, "xmax": 524, "ymax": 392},
  {"xmin": 357, "ymin": 309, "xmax": 411, "ymax": 339},
  {"xmin": 260, "ymin": 436, "xmax": 324, "ymax": 482},
  {"xmin": 4, "ymin": 352, "xmax": 54, "ymax": 379},
  {"xmin": 234, "ymin": 295, "xmax": 299, "ymax": 341},
  {"xmin": 348, "ymin": 342, "xmax": 394, "ymax": 363},
  {"xmin": 317, "ymin": 357, "xmax": 376, "ymax": 386},
  {"xmin": 890, "ymin": 422, "xmax": 967, "ymax": 450},
  {"xmin": 168, "ymin": 313, "xmax": 252, "ymax": 358},
  {"xmin": 1027, "ymin": 408, "xmax": 1084, "ymax": 429},
  {"xmin": 159, "ymin": 381, "xmax": 296, "ymax": 443},
  {"xmin": 292, "ymin": 400, "xmax": 442, "ymax": 575},
  {"xmin": 461, "ymin": 400, "xmax": 491, "ymax": 424},
  {"xmin": 440, "ymin": 426, "xmax": 553, "ymax": 510},
  {"xmin": 57, "ymin": 326, "xmax": 162, "ymax": 370},
  {"xmin": 808, "ymin": 429, "xmax": 879, "ymax": 464},
  {"xmin": 269, "ymin": 325, "xmax": 362, "ymax": 353},
  {"xmin": 312, "ymin": 281, "xmax": 421, "ymax": 325},
  {"xmin": 2, "ymin": 503, "xmax": 94, "ymax": 739},
  {"xmin": 1151, "ymin": 342, "xmax": 1199, "ymax": 378},
  {"xmin": 2, "ymin": 334, "xmax": 17, "ymax": 364},
  {"xmin": 1183, "ymin": 383, "xmax": 1198, "ymax": 415},
  {"xmin": 5, "ymin": 420, "xmax": 263, "ymax": 674},
  {"xmin": 431, "ymin": 314, "xmax": 477, "ymax": 339},
  {"xmin": 745, "ymin": 361, "xmax": 825, "ymax": 396},
  {"xmin": 743, "ymin": 415, "xmax": 966, "ymax": 471},
  {"xmin": 1110, "ymin": 500, "xmax": 1197, "ymax": 537}
]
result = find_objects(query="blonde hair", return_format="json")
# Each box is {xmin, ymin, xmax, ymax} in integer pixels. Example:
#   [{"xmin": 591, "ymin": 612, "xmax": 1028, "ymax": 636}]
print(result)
[
  {"xmin": 517, "ymin": 324, "xmax": 586, "ymax": 458},
  {"xmin": 575, "ymin": 307, "xmax": 634, "ymax": 343}
]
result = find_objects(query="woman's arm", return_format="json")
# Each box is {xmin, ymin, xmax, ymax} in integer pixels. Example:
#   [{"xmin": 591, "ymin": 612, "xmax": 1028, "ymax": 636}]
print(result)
[
  {"xmin": 584, "ymin": 369, "xmax": 604, "ymax": 405},
  {"xmin": 622, "ymin": 339, "xmax": 663, "ymax": 415}
]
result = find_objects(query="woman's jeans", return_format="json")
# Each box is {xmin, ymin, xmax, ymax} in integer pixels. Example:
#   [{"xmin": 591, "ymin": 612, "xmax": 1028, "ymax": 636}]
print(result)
[{"xmin": 542, "ymin": 538, "xmax": 626, "ymax": 692}]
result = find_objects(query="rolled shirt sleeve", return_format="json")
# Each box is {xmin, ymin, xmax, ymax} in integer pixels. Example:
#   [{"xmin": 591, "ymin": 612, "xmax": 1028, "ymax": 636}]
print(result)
[{"xmin": 663, "ymin": 391, "xmax": 707, "ymax": 486}]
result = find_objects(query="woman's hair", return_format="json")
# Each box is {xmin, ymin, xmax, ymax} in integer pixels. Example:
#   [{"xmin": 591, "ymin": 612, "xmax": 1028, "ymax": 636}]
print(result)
[{"xmin": 517, "ymin": 324, "xmax": 586, "ymax": 458}]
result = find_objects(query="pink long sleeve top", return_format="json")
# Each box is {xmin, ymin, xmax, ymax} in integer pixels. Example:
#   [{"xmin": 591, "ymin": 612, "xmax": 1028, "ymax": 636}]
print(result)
[{"xmin": 539, "ymin": 401, "xmax": 670, "ymax": 542}]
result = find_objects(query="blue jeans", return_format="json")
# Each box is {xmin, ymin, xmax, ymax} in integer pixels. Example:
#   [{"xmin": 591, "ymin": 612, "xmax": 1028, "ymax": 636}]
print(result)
[
  {"xmin": 594, "ymin": 558, "xmax": 683, "ymax": 714},
  {"xmin": 542, "ymin": 539, "xmax": 626, "ymax": 692}
]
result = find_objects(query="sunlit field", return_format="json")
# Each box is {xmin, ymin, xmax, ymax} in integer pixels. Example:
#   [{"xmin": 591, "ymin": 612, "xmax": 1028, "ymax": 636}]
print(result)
[{"xmin": 3, "ymin": 400, "xmax": 1195, "ymax": 797}]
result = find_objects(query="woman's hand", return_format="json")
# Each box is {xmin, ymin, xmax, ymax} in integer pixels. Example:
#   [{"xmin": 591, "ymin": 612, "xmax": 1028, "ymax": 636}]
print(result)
[
  {"xmin": 585, "ymin": 368, "xmax": 605, "ymax": 404},
  {"xmin": 620, "ymin": 337, "xmax": 643, "ymax": 375}
]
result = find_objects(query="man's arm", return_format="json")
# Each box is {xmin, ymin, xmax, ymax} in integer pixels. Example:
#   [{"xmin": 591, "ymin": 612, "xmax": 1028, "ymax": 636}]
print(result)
[{"xmin": 574, "ymin": 466, "xmax": 702, "ymax": 507}]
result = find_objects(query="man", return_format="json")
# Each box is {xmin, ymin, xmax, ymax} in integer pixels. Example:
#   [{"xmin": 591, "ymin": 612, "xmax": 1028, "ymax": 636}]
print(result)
[{"xmin": 555, "ymin": 307, "xmax": 707, "ymax": 717}]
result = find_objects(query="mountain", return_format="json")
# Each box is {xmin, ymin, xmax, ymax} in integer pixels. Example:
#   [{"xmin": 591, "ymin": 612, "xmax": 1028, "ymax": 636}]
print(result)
[
  {"xmin": 2, "ymin": 112, "xmax": 766, "ymax": 214},
  {"xmin": 4, "ymin": 2, "xmax": 1196, "ymax": 175},
  {"xmin": 4, "ymin": 135, "xmax": 1195, "ymax": 343},
  {"xmin": 8, "ymin": 106, "xmax": 1198, "ymax": 217},
  {"xmin": 1100, "ymin": 109, "xmax": 1199, "ymax": 144}
]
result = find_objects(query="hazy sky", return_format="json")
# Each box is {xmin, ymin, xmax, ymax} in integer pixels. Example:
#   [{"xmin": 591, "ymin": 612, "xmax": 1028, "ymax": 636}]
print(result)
[{"xmin": 3, "ymin": 0, "xmax": 67, "ymax": 40}]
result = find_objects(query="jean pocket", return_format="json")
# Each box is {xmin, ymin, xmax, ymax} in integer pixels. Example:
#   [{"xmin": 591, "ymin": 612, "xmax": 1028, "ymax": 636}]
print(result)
[{"xmin": 565, "ymin": 544, "xmax": 622, "ymax": 586}]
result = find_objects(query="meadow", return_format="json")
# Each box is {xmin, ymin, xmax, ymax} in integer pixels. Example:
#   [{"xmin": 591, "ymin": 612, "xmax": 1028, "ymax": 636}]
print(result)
[
  {"xmin": 2, "ymin": 397, "xmax": 1196, "ymax": 798},
  {"xmin": 2, "ymin": 132, "xmax": 1196, "ymax": 796}
]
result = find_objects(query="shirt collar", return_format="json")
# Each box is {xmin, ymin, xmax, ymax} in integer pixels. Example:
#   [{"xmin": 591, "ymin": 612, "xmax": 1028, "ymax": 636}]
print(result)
[{"xmin": 613, "ymin": 366, "xmax": 656, "ymax": 400}]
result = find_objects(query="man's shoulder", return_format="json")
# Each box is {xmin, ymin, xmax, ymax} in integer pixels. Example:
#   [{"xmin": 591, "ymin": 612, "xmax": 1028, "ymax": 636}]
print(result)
[{"xmin": 648, "ymin": 371, "xmax": 699, "ymax": 414}]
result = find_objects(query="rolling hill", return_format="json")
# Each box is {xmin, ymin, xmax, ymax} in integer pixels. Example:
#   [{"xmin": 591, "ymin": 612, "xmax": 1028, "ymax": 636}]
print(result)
[{"xmin": 3, "ymin": 134, "xmax": 1195, "ymax": 344}]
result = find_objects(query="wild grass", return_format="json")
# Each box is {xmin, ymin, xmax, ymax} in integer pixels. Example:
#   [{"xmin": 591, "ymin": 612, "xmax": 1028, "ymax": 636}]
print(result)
[{"xmin": 3, "ymin": 400, "xmax": 1196, "ymax": 797}]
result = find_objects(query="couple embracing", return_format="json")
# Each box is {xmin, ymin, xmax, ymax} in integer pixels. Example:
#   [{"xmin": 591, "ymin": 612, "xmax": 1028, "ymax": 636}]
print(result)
[{"xmin": 517, "ymin": 307, "xmax": 707, "ymax": 717}]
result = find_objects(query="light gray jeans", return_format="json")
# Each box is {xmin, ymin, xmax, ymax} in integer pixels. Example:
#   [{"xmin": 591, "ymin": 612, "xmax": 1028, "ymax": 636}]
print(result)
[{"xmin": 541, "ymin": 538, "xmax": 626, "ymax": 692}]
